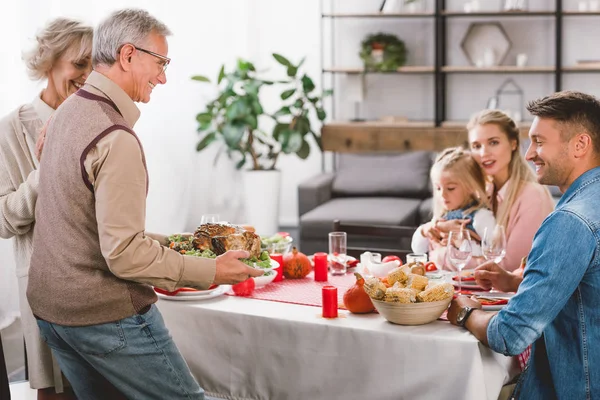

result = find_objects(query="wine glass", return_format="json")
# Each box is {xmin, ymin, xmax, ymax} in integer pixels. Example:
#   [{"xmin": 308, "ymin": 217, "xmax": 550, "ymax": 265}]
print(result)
[
  {"xmin": 482, "ymin": 225, "xmax": 507, "ymax": 264},
  {"xmin": 447, "ymin": 230, "xmax": 473, "ymax": 293},
  {"xmin": 200, "ymin": 214, "xmax": 220, "ymax": 224}
]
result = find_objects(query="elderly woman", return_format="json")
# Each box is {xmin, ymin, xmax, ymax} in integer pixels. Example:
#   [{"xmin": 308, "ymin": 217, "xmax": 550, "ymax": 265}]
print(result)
[{"xmin": 0, "ymin": 17, "xmax": 92, "ymax": 399}]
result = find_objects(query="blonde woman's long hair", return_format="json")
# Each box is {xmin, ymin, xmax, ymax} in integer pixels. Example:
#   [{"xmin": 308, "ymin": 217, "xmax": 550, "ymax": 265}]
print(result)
[
  {"xmin": 431, "ymin": 147, "xmax": 491, "ymax": 220},
  {"xmin": 467, "ymin": 109, "xmax": 553, "ymax": 228}
]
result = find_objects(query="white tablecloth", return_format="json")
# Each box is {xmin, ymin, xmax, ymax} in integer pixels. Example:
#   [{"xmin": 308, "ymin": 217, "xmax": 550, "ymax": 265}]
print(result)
[{"xmin": 157, "ymin": 295, "xmax": 518, "ymax": 400}]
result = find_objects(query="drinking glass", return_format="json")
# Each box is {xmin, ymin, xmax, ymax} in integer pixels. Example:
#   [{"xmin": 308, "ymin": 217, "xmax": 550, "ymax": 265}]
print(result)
[
  {"xmin": 200, "ymin": 214, "xmax": 220, "ymax": 224},
  {"xmin": 482, "ymin": 225, "xmax": 507, "ymax": 264},
  {"xmin": 447, "ymin": 230, "xmax": 473, "ymax": 293},
  {"xmin": 328, "ymin": 232, "xmax": 347, "ymax": 275},
  {"xmin": 406, "ymin": 253, "xmax": 428, "ymax": 264}
]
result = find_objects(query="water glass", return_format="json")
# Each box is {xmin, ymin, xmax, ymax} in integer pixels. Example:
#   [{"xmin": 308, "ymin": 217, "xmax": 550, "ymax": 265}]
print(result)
[
  {"xmin": 482, "ymin": 225, "xmax": 507, "ymax": 264},
  {"xmin": 447, "ymin": 230, "xmax": 473, "ymax": 293},
  {"xmin": 328, "ymin": 232, "xmax": 347, "ymax": 275},
  {"xmin": 200, "ymin": 214, "xmax": 220, "ymax": 224},
  {"xmin": 406, "ymin": 253, "xmax": 428, "ymax": 264}
]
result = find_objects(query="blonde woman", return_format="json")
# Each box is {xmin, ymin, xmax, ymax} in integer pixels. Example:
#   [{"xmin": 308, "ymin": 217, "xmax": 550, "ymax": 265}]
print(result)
[
  {"xmin": 0, "ymin": 17, "xmax": 92, "ymax": 399},
  {"xmin": 412, "ymin": 147, "xmax": 496, "ymax": 269}
]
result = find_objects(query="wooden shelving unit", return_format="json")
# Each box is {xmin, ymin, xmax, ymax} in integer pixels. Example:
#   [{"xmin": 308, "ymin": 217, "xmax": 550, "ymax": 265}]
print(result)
[
  {"xmin": 441, "ymin": 65, "xmax": 556, "ymax": 73},
  {"xmin": 320, "ymin": 1, "xmax": 600, "ymax": 152},
  {"xmin": 323, "ymin": 66, "xmax": 435, "ymax": 74}
]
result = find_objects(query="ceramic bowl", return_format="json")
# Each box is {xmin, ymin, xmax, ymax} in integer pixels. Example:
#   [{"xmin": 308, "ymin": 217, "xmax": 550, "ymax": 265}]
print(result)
[{"xmin": 371, "ymin": 297, "xmax": 452, "ymax": 325}]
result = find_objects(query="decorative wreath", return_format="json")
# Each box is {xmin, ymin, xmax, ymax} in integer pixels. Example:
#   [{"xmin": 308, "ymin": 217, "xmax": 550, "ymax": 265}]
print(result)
[{"xmin": 359, "ymin": 33, "xmax": 407, "ymax": 72}]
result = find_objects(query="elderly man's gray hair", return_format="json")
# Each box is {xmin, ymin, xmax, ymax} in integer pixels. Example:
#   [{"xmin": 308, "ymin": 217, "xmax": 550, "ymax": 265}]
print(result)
[{"xmin": 92, "ymin": 8, "xmax": 171, "ymax": 68}]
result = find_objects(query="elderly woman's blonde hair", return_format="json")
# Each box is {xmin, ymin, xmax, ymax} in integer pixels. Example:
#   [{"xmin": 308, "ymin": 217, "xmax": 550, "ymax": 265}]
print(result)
[
  {"xmin": 467, "ymin": 109, "xmax": 552, "ymax": 228},
  {"xmin": 430, "ymin": 147, "xmax": 491, "ymax": 220},
  {"xmin": 23, "ymin": 17, "xmax": 93, "ymax": 80}
]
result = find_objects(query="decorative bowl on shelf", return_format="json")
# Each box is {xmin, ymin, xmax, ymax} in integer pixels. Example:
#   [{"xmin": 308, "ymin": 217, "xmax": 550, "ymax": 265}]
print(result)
[{"xmin": 371, "ymin": 297, "xmax": 451, "ymax": 325}]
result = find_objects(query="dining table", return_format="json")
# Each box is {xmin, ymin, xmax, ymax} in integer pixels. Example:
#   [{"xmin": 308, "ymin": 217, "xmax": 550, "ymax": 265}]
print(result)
[{"xmin": 156, "ymin": 272, "xmax": 519, "ymax": 400}]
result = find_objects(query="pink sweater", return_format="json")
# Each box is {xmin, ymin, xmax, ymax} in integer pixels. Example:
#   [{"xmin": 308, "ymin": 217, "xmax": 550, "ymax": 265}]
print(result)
[{"xmin": 497, "ymin": 181, "xmax": 555, "ymax": 271}]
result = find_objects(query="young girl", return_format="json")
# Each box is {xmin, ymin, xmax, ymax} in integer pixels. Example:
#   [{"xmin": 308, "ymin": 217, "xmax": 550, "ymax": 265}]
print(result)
[{"xmin": 411, "ymin": 147, "xmax": 496, "ymax": 269}]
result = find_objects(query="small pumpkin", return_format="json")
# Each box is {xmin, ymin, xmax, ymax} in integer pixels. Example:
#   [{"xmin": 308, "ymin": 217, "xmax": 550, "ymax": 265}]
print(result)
[
  {"xmin": 283, "ymin": 247, "xmax": 311, "ymax": 279},
  {"xmin": 343, "ymin": 273, "xmax": 375, "ymax": 313}
]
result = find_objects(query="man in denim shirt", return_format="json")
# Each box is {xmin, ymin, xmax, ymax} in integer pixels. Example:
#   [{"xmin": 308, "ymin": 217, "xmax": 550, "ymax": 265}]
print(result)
[{"xmin": 448, "ymin": 90, "xmax": 600, "ymax": 399}]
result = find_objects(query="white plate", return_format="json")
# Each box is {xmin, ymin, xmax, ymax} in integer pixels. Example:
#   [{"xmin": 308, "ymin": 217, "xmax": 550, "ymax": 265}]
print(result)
[
  {"xmin": 477, "ymin": 292, "xmax": 515, "ymax": 311},
  {"xmin": 175, "ymin": 286, "xmax": 221, "ymax": 297},
  {"xmin": 156, "ymin": 285, "xmax": 230, "ymax": 301},
  {"xmin": 252, "ymin": 270, "xmax": 277, "ymax": 288}
]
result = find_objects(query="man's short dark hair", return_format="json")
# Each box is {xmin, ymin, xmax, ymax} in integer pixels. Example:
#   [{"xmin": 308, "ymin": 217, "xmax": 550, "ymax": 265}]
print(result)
[{"xmin": 527, "ymin": 90, "xmax": 600, "ymax": 155}]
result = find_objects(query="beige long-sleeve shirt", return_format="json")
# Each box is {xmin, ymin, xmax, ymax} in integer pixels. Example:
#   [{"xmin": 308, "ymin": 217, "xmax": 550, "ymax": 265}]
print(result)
[{"xmin": 81, "ymin": 71, "xmax": 216, "ymax": 289}]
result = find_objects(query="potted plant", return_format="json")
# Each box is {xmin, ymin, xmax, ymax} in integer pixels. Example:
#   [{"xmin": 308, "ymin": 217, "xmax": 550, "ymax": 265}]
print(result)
[{"xmin": 192, "ymin": 54, "xmax": 332, "ymax": 235}]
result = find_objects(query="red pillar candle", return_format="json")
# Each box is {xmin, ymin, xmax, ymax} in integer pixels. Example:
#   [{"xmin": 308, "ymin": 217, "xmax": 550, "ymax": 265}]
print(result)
[
  {"xmin": 313, "ymin": 252, "xmax": 328, "ymax": 282},
  {"xmin": 270, "ymin": 253, "xmax": 284, "ymax": 282},
  {"xmin": 322, "ymin": 286, "xmax": 338, "ymax": 318}
]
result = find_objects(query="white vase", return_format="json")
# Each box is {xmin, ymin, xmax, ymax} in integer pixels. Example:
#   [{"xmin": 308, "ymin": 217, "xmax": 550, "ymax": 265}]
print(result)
[{"xmin": 242, "ymin": 169, "xmax": 281, "ymax": 236}]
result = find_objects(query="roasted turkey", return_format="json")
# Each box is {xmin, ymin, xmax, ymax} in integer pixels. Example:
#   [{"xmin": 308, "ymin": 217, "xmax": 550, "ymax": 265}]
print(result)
[{"xmin": 193, "ymin": 223, "xmax": 262, "ymax": 258}]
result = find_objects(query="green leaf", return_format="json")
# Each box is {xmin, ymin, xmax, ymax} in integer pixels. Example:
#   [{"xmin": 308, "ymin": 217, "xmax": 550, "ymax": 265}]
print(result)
[
  {"xmin": 237, "ymin": 59, "xmax": 255, "ymax": 72},
  {"xmin": 226, "ymin": 99, "xmax": 250, "ymax": 120},
  {"xmin": 295, "ymin": 116, "xmax": 310, "ymax": 135},
  {"xmin": 316, "ymin": 107, "xmax": 326, "ymax": 121},
  {"xmin": 196, "ymin": 132, "xmax": 217, "ymax": 152},
  {"xmin": 197, "ymin": 120, "xmax": 212, "ymax": 132},
  {"xmin": 235, "ymin": 153, "xmax": 247, "ymax": 170},
  {"xmin": 222, "ymin": 123, "xmax": 245, "ymax": 149},
  {"xmin": 308, "ymin": 97, "xmax": 319, "ymax": 104},
  {"xmin": 274, "ymin": 106, "xmax": 292, "ymax": 117},
  {"xmin": 273, "ymin": 123, "xmax": 289, "ymax": 141},
  {"xmin": 244, "ymin": 80, "xmax": 261, "ymax": 96},
  {"xmin": 281, "ymin": 130, "xmax": 303, "ymax": 154},
  {"xmin": 251, "ymin": 100, "xmax": 263, "ymax": 115},
  {"xmin": 301, "ymin": 75, "xmax": 315, "ymax": 93},
  {"xmin": 287, "ymin": 66, "xmax": 298, "ymax": 78},
  {"xmin": 245, "ymin": 115, "xmax": 258, "ymax": 130},
  {"xmin": 273, "ymin": 53, "xmax": 292, "ymax": 67},
  {"xmin": 293, "ymin": 99, "xmax": 304, "ymax": 109},
  {"xmin": 191, "ymin": 75, "xmax": 210, "ymax": 83},
  {"xmin": 281, "ymin": 89, "xmax": 296, "ymax": 100},
  {"xmin": 322, "ymin": 89, "xmax": 333, "ymax": 97},
  {"xmin": 196, "ymin": 112, "xmax": 213, "ymax": 124},
  {"xmin": 217, "ymin": 65, "xmax": 226, "ymax": 84},
  {"xmin": 297, "ymin": 139, "xmax": 310, "ymax": 159}
]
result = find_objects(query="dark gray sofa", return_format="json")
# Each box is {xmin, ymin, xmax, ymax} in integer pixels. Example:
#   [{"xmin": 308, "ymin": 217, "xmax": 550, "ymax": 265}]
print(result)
[
  {"xmin": 298, "ymin": 151, "xmax": 435, "ymax": 255},
  {"xmin": 298, "ymin": 147, "xmax": 562, "ymax": 255}
]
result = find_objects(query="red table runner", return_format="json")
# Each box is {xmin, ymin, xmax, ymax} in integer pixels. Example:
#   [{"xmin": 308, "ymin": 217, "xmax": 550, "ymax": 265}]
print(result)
[{"xmin": 226, "ymin": 271, "xmax": 357, "ymax": 309}]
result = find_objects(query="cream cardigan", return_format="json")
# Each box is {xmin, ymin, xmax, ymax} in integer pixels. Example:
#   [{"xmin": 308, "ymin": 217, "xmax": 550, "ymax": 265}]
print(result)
[{"xmin": 0, "ymin": 94, "xmax": 51, "ymax": 277}]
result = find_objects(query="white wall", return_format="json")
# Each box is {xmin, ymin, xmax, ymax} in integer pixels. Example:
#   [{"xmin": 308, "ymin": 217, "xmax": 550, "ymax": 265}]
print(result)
[{"xmin": 0, "ymin": 0, "xmax": 324, "ymax": 319}]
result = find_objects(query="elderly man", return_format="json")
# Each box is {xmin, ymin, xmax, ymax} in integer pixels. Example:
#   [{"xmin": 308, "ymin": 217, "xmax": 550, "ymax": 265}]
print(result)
[
  {"xmin": 448, "ymin": 90, "xmax": 600, "ymax": 399},
  {"xmin": 27, "ymin": 9, "xmax": 262, "ymax": 399}
]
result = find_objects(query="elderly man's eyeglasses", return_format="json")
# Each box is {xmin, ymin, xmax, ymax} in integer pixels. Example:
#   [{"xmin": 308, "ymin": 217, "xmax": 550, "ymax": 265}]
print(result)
[{"xmin": 134, "ymin": 46, "xmax": 170, "ymax": 73}]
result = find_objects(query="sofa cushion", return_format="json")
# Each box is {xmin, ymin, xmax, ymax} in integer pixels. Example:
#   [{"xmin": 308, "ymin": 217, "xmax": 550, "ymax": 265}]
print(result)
[
  {"xmin": 332, "ymin": 151, "xmax": 433, "ymax": 198},
  {"xmin": 418, "ymin": 197, "xmax": 433, "ymax": 225},
  {"xmin": 300, "ymin": 197, "xmax": 422, "ymax": 239}
]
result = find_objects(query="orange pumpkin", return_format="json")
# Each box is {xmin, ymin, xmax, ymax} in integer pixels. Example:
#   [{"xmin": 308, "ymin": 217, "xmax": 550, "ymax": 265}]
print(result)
[
  {"xmin": 283, "ymin": 247, "xmax": 311, "ymax": 279},
  {"xmin": 343, "ymin": 273, "xmax": 375, "ymax": 314}
]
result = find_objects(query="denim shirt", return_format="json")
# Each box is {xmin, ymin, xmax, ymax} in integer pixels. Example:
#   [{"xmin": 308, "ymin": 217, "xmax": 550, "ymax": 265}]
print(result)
[{"xmin": 487, "ymin": 166, "xmax": 600, "ymax": 399}]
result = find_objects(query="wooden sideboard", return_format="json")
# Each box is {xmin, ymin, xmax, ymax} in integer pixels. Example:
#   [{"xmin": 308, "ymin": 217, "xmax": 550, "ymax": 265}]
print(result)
[{"xmin": 321, "ymin": 121, "xmax": 532, "ymax": 153}]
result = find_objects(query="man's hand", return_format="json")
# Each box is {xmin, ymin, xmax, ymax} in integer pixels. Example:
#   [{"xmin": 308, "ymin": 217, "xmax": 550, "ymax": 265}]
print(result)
[
  {"xmin": 213, "ymin": 250, "xmax": 264, "ymax": 285},
  {"xmin": 435, "ymin": 219, "xmax": 481, "ymax": 242},
  {"xmin": 474, "ymin": 260, "xmax": 521, "ymax": 293},
  {"xmin": 36, "ymin": 117, "xmax": 52, "ymax": 161},
  {"xmin": 447, "ymin": 295, "xmax": 481, "ymax": 326}
]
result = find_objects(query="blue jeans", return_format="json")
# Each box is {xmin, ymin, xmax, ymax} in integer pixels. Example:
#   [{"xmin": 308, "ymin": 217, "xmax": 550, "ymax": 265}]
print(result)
[{"xmin": 37, "ymin": 304, "xmax": 206, "ymax": 400}]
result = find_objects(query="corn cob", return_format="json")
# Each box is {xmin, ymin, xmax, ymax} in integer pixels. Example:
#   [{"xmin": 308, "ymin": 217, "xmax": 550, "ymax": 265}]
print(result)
[
  {"xmin": 363, "ymin": 277, "xmax": 387, "ymax": 300},
  {"xmin": 385, "ymin": 287, "xmax": 418, "ymax": 303},
  {"xmin": 405, "ymin": 273, "xmax": 429, "ymax": 292},
  {"xmin": 416, "ymin": 283, "xmax": 454, "ymax": 302},
  {"xmin": 387, "ymin": 267, "xmax": 408, "ymax": 286}
]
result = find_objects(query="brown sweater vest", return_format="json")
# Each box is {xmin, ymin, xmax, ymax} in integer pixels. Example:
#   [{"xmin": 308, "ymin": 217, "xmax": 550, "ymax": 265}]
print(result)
[{"xmin": 27, "ymin": 90, "xmax": 156, "ymax": 326}]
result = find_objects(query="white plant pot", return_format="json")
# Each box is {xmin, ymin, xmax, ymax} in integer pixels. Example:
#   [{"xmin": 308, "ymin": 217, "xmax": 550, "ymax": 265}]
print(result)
[{"xmin": 242, "ymin": 169, "xmax": 281, "ymax": 236}]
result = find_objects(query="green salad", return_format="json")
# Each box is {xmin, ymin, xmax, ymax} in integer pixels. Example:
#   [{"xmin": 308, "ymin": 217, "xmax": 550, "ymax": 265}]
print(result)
[{"xmin": 168, "ymin": 234, "xmax": 272, "ymax": 270}]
